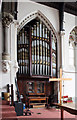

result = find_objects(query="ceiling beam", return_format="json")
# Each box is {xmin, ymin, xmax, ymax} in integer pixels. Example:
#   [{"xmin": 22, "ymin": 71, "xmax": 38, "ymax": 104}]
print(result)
[{"xmin": 38, "ymin": 2, "xmax": 77, "ymax": 16}]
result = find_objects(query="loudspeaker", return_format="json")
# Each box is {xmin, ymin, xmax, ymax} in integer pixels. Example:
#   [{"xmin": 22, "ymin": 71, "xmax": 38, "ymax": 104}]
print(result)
[{"xmin": 15, "ymin": 102, "xmax": 23, "ymax": 116}]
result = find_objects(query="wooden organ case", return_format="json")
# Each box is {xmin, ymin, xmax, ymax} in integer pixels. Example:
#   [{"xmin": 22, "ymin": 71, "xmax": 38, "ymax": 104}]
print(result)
[{"xmin": 17, "ymin": 19, "xmax": 57, "ymax": 106}]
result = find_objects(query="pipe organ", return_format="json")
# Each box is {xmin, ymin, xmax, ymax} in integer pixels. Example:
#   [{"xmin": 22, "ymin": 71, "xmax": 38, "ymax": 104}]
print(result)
[
  {"xmin": 17, "ymin": 20, "xmax": 56, "ymax": 77},
  {"xmin": 52, "ymin": 34, "xmax": 57, "ymax": 77},
  {"xmin": 31, "ymin": 21, "xmax": 51, "ymax": 76},
  {"xmin": 17, "ymin": 19, "xmax": 57, "ymax": 104},
  {"xmin": 17, "ymin": 28, "xmax": 29, "ymax": 75}
]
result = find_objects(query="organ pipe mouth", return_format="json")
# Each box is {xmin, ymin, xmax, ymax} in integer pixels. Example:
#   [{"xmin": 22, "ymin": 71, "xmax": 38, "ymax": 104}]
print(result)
[{"xmin": 37, "ymin": 22, "xmax": 39, "ymax": 26}]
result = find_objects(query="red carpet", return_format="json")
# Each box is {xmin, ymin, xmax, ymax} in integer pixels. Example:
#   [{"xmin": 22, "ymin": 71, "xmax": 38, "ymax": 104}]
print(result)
[
  {"xmin": 0, "ymin": 100, "xmax": 17, "ymax": 120},
  {"xmin": 17, "ymin": 107, "xmax": 76, "ymax": 119},
  {"xmin": 1, "ymin": 100, "xmax": 76, "ymax": 120}
]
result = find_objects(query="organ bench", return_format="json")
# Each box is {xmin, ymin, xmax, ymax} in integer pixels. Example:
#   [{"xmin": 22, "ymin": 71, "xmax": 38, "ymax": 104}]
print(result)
[{"xmin": 28, "ymin": 96, "xmax": 48, "ymax": 107}]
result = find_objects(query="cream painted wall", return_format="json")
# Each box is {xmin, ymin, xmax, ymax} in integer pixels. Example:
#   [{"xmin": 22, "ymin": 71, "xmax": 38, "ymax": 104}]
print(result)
[
  {"xmin": 62, "ymin": 12, "xmax": 77, "ymax": 100},
  {"xmin": 64, "ymin": 12, "xmax": 76, "ymax": 68},
  {"xmin": 18, "ymin": 1, "xmax": 59, "ymax": 33}
]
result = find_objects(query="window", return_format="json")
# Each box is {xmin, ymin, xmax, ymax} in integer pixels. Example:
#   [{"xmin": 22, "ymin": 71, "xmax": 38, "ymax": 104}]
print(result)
[
  {"xmin": 69, "ymin": 26, "xmax": 77, "ymax": 66},
  {"xmin": 69, "ymin": 27, "xmax": 77, "ymax": 46}
]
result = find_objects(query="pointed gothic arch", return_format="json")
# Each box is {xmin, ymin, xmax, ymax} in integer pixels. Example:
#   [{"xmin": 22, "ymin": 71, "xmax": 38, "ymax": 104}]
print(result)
[
  {"xmin": 17, "ymin": 10, "xmax": 57, "ymax": 40},
  {"xmin": 69, "ymin": 26, "xmax": 77, "ymax": 66},
  {"xmin": 69, "ymin": 26, "xmax": 77, "ymax": 46},
  {"xmin": 17, "ymin": 10, "xmax": 58, "ymax": 77}
]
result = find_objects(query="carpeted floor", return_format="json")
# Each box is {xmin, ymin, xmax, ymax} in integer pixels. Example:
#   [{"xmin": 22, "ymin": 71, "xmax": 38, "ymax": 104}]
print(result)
[
  {"xmin": 17, "ymin": 107, "xmax": 76, "ymax": 119},
  {"xmin": 1, "ymin": 100, "xmax": 76, "ymax": 120}
]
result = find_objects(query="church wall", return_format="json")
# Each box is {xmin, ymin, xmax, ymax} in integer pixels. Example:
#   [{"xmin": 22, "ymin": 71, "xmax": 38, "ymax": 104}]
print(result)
[
  {"xmin": 18, "ymin": 1, "xmax": 59, "ymax": 33},
  {"xmin": 62, "ymin": 12, "xmax": 77, "ymax": 102}
]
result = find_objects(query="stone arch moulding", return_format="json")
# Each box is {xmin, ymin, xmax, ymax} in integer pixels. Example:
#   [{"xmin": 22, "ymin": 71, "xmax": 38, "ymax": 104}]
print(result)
[
  {"xmin": 17, "ymin": 10, "xmax": 58, "ymax": 40},
  {"xmin": 69, "ymin": 25, "xmax": 77, "ymax": 35},
  {"xmin": 69, "ymin": 26, "xmax": 77, "ymax": 46}
]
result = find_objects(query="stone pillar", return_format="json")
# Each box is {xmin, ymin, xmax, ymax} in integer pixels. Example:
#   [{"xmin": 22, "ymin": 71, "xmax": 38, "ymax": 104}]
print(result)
[
  {"xmin": 13, "ymin": 20, "xmax": 19, "ymax": 77},
  {"xmin": 14, "ymin": 21, "xmax": 19, "ymax": 101},
  {"xmin": 60, "ymin": 31, "xmax": 65, "ymax": 69},
  {"xmin": 58, "ymin": 31, "xmax": 65, "ymax": 103},
  {"xmin": 60, "ymin": 31, "xmax": 65, "ymax": 99},
  {"xmin": 2, "ymin": 12, "xmax": 14, "ymax": 72},
  {"xmin": 10, "ymin": 20, "xmax": 19, "ymax": 101},
  {"xmin": 58, "ymin": 3, "xmax": 65, "ymax": 103}
]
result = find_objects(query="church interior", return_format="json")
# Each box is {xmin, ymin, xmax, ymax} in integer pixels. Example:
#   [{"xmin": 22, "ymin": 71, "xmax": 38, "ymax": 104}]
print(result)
[{"xmin": 0, "ymin": 1, "xmax": 77, "ymax": 119}]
